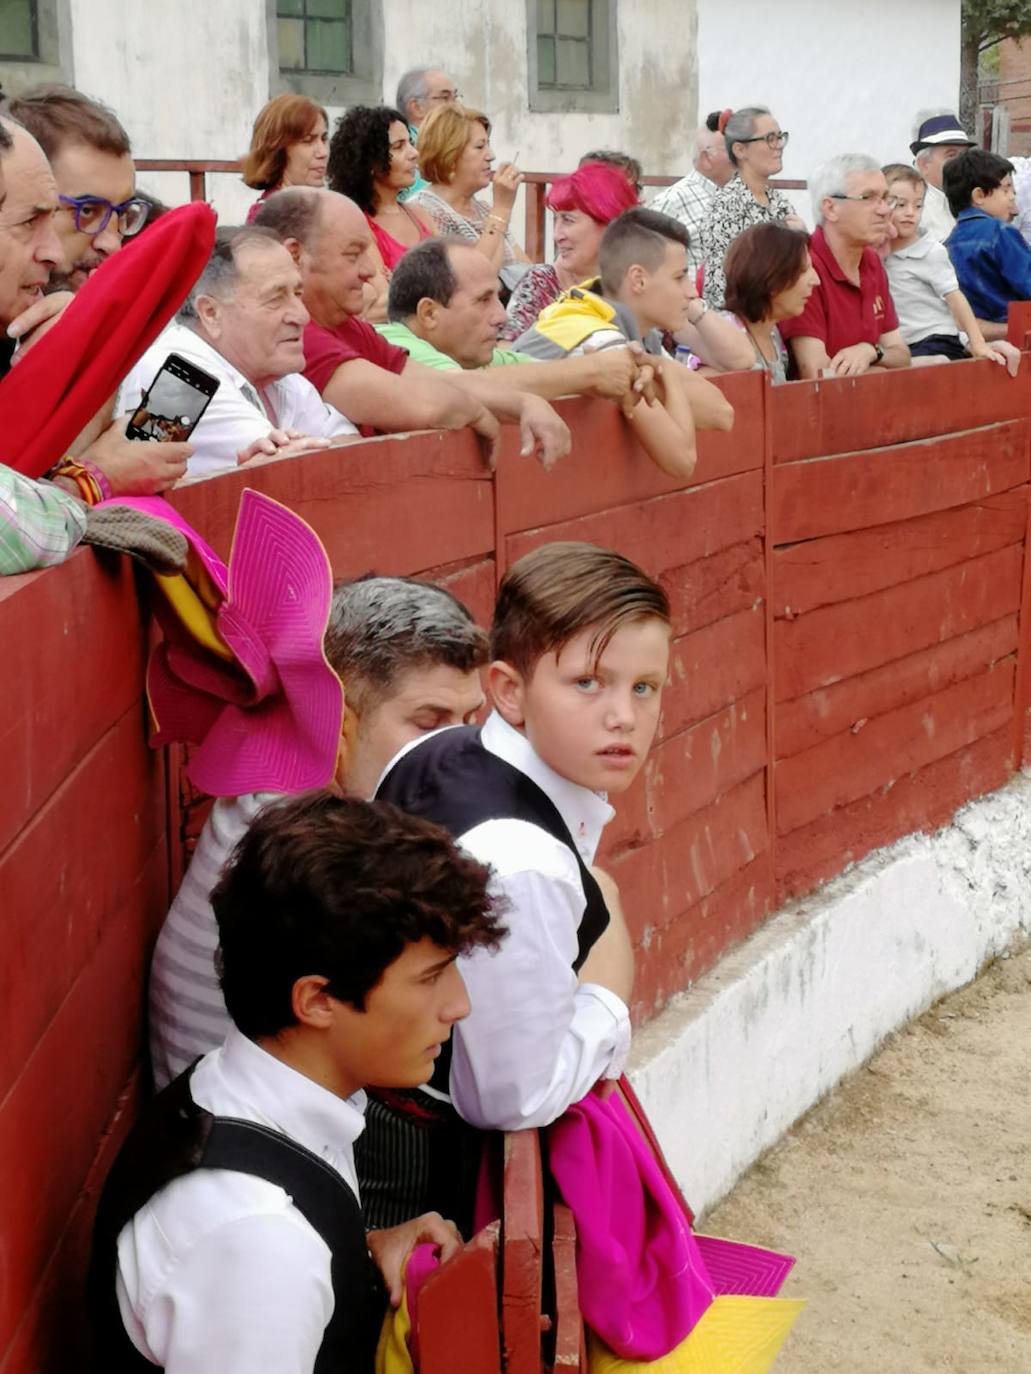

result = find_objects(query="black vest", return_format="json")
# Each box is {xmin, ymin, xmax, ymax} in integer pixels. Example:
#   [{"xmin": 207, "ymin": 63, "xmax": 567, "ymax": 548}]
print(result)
[
  {"xmin": 375, "ymin": 724, "xmax": 611, "ymax": 1095},
  {"xmin": 88, "ymin": 1065, "xmax": 385, "ymax": 1374}
]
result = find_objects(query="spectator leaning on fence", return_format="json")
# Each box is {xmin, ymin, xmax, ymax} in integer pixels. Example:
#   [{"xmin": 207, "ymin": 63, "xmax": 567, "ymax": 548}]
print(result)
[
  {"xmin": 700, "ymin": 106, "xmax": 803, "ymax": 309},
  {"xmin": 910, "ymin": 110, "xmax": 974, "ymax": 244},
  {"xmin": 779, "ymin": 155, "xmax": 910, "ymax": 379},
  {"xmin": 650, "ymin": 111, "xmax": 735, "ymax": 278},
  {"xmin": 93, "ymin": 792, "xmax": 504, "ymax": 1374},
  {"xmin": 500, "ymin": 160, "xmax": 639, "ymax": 342},
  {"xmin": 119, "ymin": 225, "xmax": 357, "ymax": 479},
  {"xmin": 943, "ymin": 148, "xmax": 1031, "ymax": 340},
  {"xmin": 882, "ymin": 162, "xmax": 1019, "ymax": 373}
]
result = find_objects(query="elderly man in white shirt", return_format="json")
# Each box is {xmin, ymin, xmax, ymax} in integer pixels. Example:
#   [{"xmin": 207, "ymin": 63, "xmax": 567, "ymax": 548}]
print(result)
[
  {"xmin": 910, "ymin": 111, "xmax": 975, "ymax": 243},
  {"xmin": 650, "ymin": 112, "xmax": 735, "ymax": 276},
  {"xmin": 120, "ymin": 225, "xmax": 357, "ymax": 479},
  {"xmin": 91, "ymin": 792, "xmax": 505, "ymax": 1374}
]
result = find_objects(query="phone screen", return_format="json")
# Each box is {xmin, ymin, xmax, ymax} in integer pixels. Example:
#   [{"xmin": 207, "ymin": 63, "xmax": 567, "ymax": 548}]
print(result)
[{"xmin": 127, "ymin": 353, "xmax": 219, "ymax": 442}]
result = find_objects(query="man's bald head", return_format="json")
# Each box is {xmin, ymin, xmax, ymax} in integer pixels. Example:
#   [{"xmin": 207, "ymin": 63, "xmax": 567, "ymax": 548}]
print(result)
[{"xmin": 255, "ymin": 186, "xmax": 375, "ymax": 328}]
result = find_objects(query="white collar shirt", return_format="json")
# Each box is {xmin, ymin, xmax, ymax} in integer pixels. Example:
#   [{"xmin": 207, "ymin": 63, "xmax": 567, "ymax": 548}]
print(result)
[
  {"xmin": 115, "ymin": 1027, "xmax": 367, "ymax": 1373},
  {"xmin": 650, "ymin": 168, "xmax": 717, "ymax": 274},
  {"xmin": 377, "ymin": 713, "xmax": 630, "ymax": 1133},
  {"xmin": 884, "ymin": 230, "xmax": 960, "ymax": 343},
  {"xmin": 118, "ymin": 322, "xmax": 357, "ymax": 480},
  {"xmin": 920, "ymin": 182, "xmax": 956, "ymax": 243}
]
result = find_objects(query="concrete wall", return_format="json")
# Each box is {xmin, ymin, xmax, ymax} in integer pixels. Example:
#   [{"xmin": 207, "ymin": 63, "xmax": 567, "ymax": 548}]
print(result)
[{"xmin": 695, "ymin": 0, "xmax": 962, "ymax": 221}]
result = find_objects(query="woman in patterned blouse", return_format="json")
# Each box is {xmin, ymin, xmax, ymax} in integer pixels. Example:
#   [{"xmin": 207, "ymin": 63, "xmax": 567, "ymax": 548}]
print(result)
[
  {"xmin": 500, "ymin": 160, "xmax": 639, "ymax": 341},
  {"xmin": 409, "ymin": 104, "xmax": 529, "ymax": 291},
  {"xmin": 700, "ymin": 107, "xmax": 805, "ymax": 309}
]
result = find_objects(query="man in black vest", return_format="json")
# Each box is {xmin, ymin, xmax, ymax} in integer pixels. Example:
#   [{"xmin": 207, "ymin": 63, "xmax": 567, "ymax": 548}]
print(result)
[
  {"xmin": 90, "ymin": 792, "xmax": 506, "ymax": 1374},
  {"xmin": 366, "ymin": 541, "xmax": 671, "ymax": 1230}
]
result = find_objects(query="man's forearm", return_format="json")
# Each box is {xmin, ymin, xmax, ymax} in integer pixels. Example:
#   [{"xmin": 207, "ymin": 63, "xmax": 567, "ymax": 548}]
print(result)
[
  {"xmin": 879, "ymin": 339, "xmax": 911, "ymax": 370},
  {"xmin": 449, "ymin": 354, "xmax": 604, "ymax": 401}
]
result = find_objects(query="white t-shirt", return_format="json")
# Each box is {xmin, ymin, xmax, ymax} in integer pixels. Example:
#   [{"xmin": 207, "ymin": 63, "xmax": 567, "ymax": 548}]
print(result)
[
  {"xmin": 920, "ymin": 182, "xmax": 955, "ymax": 244},
  {"xmin": 118, "ymin": 322, "xmax": 357, "ymax": 479},
  {"xmin": 884, "ymin": 231, "xmax": 960, "ymax": 344}
]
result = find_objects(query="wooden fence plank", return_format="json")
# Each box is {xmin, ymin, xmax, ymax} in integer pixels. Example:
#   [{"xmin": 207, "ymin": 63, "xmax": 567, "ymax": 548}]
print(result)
[
  {"xmin": 774, "ymin": 543, "xmax": 1023, "ymax": 702},
  {"xmin": 770, "ymin": 359, "xmax": 1031, "ymax": 463},
  {"xmin": 0, "ymin": 708, "xmax": 165, "ymax": 1102},
  {"xmin": 775, "ymin": 658, "xmax": 1015, "ymax": 835},
  {"xmin": 661, "ymin": 605, "xmax": 767, "ymax": 739},
  {"xmin": 665, "ymin": 537, "xmax": 765, "ymax": 636},
  {"xmin": 772, "ymin": 489, "xmax": 1028, "ymax": 618},
  {"xmin": 550, "ymin": 1202, "xmax": 583, "ymax": 1370},
  {"xmin": 501, "ymin": 1131, "xmax": 544, "ymax": 1374},
  {"xmin": 418, "ymin": 1223, "xmax": 502, "ymax": 1374},
  {"xmin": 0, "ymin": 551, "xmax": 145, "ymax": 856},
  {"xmin": 770, "ymin": 421, "xmax": 1029, "ymax": 546},
  {"xmin": 775, "ymin": 727, "xmax": 1014, "ymax": 902},
  {"xmin": 776, "ymin": 616, "xmax": 1018, "ymax": 759}
]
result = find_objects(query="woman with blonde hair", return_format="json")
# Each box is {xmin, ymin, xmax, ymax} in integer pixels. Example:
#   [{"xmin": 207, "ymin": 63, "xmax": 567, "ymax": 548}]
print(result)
[
  {"xmin": 241, "ymin": 93, "xmax": 328, "ymax": 222},
  {"xmin": 409, "ymin": 103, "xmax": 529, "ymax": 289}
]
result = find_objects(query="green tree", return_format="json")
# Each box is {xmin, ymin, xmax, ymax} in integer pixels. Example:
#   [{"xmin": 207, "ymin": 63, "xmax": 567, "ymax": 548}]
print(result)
[{"xmin": 961, "ymin": 1, "xmax": 1031, "ymax": 133}]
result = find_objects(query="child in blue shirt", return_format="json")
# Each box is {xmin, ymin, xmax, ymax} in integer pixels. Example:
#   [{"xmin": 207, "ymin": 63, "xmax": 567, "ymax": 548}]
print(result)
[{"xmin": 944, "ymin": 148, "xmax": 1031, "ymax": 331}]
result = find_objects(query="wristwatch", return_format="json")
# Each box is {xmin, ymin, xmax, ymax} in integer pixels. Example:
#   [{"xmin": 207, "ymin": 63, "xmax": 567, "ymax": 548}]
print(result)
[
  {"xmin": 871, "ymin": 342, "xmax": 885, "ymax": 364},
  {"xmin": 688, "ymin": 299, "xmax": 709, "ymax": 326}
]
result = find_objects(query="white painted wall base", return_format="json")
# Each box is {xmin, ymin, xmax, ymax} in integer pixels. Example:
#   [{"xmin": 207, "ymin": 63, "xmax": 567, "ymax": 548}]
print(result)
[{"xmin": 628, "ymin": 772, "xmax": 1031, "ymax": 1217}]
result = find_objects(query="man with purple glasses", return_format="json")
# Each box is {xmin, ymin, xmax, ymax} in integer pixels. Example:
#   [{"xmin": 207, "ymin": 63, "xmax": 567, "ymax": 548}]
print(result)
[{"xmin": 4, "ymin": 84, "xmax": 146, "ymax": 294}]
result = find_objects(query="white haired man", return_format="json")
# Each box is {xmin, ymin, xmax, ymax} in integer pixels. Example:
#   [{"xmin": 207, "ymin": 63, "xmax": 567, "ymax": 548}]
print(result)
[
  {"xmin": 394, "ymin": 67, "xmax": 459, "ymax": 201},
  {"xmin": 780, "ymin": 154, "xmax": 911, "ymax": 380},
  {"xmin": 650, "ymin": 112, "xmax": 735, "ymax": 276},
  {"xmin": 910, "ymin": 111, "xmax": 975, "ymax": 243}
]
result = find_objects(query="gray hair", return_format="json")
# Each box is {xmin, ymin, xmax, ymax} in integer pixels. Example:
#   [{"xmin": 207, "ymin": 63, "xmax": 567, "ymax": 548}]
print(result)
[
  {"xmin": 324, "ymin": 575, "xmax": 488, "ymax": 711},
  {"xmin": 178, "ymin": 225, "xmax": 282, "ymax": 322},
  {"xmin": 723, "ymin": 106, "xmax": 771, "ymax": 166},
  {"xmin": 396, "ymin": 67, "xmax": 431, "ymax": 119},
  {"xmin": 253, "ymin": 186, "xmax": 323, "ymax": 251},
  {"xmin": 809, "ymin": 153, "xmax": 881, "ymax": 223}
]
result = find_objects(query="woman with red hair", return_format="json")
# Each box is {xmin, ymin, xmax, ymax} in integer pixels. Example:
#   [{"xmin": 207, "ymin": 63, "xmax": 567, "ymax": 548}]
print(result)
[{"xmin": 500, "ymin": 160, "xmax": 638, "ymax": 341}]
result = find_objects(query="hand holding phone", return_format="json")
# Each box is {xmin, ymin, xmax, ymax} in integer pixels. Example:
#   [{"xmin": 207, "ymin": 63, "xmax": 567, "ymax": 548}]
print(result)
[{"xmin": 126, "ymin": 352, "xmax": 219, "ymax": 442}]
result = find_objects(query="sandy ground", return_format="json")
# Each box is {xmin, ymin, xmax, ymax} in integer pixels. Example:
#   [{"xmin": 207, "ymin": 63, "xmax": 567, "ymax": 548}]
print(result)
[{"xmin": 704, "ymin": 943, "xmax": 1031, "ymax": 1372}]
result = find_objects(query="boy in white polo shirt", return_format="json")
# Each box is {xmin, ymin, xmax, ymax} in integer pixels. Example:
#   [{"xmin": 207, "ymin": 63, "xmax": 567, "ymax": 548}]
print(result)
[{"xmin": 882, "ymin": 162, "xmax": 1019, "ymax": 372}]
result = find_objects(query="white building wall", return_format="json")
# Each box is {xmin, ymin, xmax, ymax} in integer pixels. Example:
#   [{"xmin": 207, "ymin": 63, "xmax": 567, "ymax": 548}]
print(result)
[{"xmin": 695, "ymin": 0, "xmax": 962, "ymax": 222}]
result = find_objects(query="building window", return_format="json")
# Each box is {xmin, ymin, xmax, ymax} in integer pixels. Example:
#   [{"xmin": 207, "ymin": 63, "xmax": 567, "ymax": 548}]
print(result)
[
  {"xmin": 269, "ymin": 0, "xmax": 380, "ymax": 105},
  {"xmin": 276, "ymin": 0, "xmax": 352, "ymax": 76},
  {"xmin": 0, "ymin": 0, "xmax": 39, "ymax": 61},
  {"xmin": 528, "ymin": 0, "xmax": 618, "ymax": 114}
]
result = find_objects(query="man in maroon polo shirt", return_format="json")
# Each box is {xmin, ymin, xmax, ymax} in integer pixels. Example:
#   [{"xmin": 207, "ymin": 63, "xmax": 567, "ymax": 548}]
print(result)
[{"xmin": 780, "ymin": 154, "xmax": 910, "ymax": 379}]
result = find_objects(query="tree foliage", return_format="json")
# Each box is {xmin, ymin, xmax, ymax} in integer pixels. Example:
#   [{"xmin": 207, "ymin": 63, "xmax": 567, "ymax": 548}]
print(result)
[{"xmin": 963, "ymin": 0, "xmax": 1031, "ymax": 53}]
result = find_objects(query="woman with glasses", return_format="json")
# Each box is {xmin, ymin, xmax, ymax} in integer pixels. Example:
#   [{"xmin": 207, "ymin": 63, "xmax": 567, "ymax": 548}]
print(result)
[
  {"xmin": 700, "ymin": 107, "xmax": 803, "ymax": 309},
  {"xmin": 408, "ymin": 104, "xmax": 529, "ymax": 292},
  {"xmin": 327, "ymin": 105, "xmax": 435, "ymax": 321},
  {"xmin": 241, "ymin": 94, "xmax": 328, "ymax": 223}
]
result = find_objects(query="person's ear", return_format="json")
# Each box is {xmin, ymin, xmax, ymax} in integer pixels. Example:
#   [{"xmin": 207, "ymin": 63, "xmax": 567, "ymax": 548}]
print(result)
[
  {"xmin": 414, "ymin": 296, "xmax": 439, "ymax": 334},
  {"xmin": 333, "ymin": 702, "xmax": 360, "ymax": 791},
  {"xmin": 282, "ymin": 235, "xmax": 304, "ymax": 266},
  {"xmin": 971, "ymin": 186, "xmax": 987, "ymax": 209},
  {"xmin": 821, "ymin": 195, "xmax": 838, "ymax": 225},
  {"xmin": 291, "ymin": 974, "xmax": 335, "ymax": 1029},
  {"xmin": 487, "ymin": 658, "xmax": 527, "ymax": 727},
  {"xmin": 195, "ymin": 293, "xmax": 222, "ymax": 337},
  {"xmin": 626, "ymin": 263, "xmax": 647, "ymax": 296}
]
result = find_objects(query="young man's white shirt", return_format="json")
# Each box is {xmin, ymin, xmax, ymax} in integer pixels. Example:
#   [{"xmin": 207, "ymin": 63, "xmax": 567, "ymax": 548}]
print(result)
[
  {"xmin": 118, "ymin": 321, "xmax": 357, "ymax": 479},
  {"xmin": 376, "ymin": 711, "xmax": 631, "ymax": 1132},
  {"xmin": 115, "ymin": 1027, "xmax": 366, "ymax": 1373}
]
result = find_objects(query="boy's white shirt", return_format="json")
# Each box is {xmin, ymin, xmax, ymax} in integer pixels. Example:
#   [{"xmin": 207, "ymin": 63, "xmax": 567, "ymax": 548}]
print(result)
[
  {"xmin": 116, "ymin": 1027, "xmax": 367, "ymax": 1373},
  {"xmin": 376, "ymin": 711, "xmax": 632, "ymax": 1132},
  {"xmin": 884, "ymin": 228, "xmax": 962, "ymax": 344}
]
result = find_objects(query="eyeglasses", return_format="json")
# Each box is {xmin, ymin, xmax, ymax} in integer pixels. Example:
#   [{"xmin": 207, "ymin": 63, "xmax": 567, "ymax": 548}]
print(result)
[
  {"xmin": 830, "ymin": 191, "xmax": 893, "ymax": 207},
  {"xmin": 58, "ymin": 194, "xmax": 149, "ymax": 238},
  {"xmin": 739, "ymin": 131, "xmax": 790, "ymax": 149},
  {"xmin": 428, "ymin": 89, "xmax": 461, "ymax": 103}
]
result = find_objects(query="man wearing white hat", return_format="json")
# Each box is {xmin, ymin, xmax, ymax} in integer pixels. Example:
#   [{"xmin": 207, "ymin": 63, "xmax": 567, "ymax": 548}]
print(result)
[{"xmin": 910, "ymin": 111, "xmax": 976, "ymax": 242}]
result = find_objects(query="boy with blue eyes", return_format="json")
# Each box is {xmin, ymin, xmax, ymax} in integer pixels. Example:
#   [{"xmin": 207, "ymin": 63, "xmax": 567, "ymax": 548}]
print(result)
[{"xmin": 363, "ymin": 541, "xmax": 671, "ymax": 1230}]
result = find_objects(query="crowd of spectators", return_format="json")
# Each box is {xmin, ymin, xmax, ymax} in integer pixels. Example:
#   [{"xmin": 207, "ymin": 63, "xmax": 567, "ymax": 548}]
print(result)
[{"xmin": 5, "ymin": 66, "xmax": 1029, "ymax": 1374}]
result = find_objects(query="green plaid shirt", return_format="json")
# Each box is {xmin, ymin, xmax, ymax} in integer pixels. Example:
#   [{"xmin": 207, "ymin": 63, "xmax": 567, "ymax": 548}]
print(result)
[{"xmin": 0, "ymin": 465, "xmax": 87, "ymax": 575}]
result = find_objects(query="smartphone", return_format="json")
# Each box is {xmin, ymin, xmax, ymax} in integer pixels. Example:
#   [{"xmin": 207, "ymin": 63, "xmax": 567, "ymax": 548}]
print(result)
[{"xmin": 126, "ymin": 352, "xmax": 220, "ymax": 442}]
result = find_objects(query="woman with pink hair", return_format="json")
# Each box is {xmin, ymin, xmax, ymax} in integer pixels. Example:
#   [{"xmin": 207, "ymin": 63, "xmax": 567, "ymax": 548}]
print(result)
[{"xmin": 500, "ymin": 160, "xmax": 639, "ymax": 341}]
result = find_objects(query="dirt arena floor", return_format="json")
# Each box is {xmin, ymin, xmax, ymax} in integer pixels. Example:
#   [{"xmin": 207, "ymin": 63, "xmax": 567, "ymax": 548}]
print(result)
[{"xmin": 704, "ymin": 943, "xmax": 1031, "ymax": 1372}]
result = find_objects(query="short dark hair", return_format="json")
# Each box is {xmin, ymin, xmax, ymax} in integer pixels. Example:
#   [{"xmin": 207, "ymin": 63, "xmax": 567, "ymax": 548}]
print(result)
[
  {"xmin": 3, "ymin": 83, "xmax": 130, "ymax": 159},
  {"xmin": 327, "ymin": 104, "xmax": 407, "ymax": 214},
  {"xmin": 599, "ymin": 207, "xmax": 690, "ymax": 295},
  {"xmin": 578, "ymin": 148, "xmax": 643, "ymax": 194},
  {"xmin": 724, "ymin": 222, "xmax": 810, "ymax": 323},
  {"xmin": 942, "ymin": 148, "xmax": 1014, "ymax": 218},
  {"xmin": 213, "ymin": 791, "xmax": 506, "ymax": 1038},
  {"xmin": 387, "ymin": 236, "xmax": 470, "ymax": 320},
  {"xmin": 178, "ymin": 224, "xmax": 283, "ymax": 321},
  {"xmin": 253, "ymin": 186, "xmax": 322, "ymax": 249},
  {"xmin": 324, "ymin": 574, "xmax": 489, "ymax": 713},
  {"xmin": 492, "ymin": 541, "xmax": 670, "ymax": 679}
]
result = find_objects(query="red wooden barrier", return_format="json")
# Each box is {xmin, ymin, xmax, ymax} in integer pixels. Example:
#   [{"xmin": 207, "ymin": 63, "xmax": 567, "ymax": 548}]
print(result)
[{"xmin": 3, "ymin": 354, "xmax": 1031, "ymax": 1371}]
